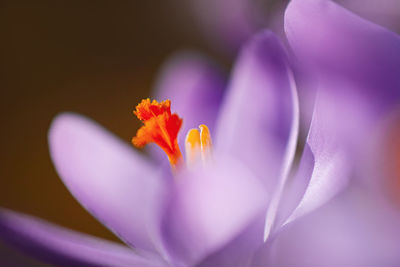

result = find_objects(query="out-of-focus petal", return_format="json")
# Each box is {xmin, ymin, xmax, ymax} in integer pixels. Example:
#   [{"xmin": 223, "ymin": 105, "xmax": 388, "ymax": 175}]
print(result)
[
  {"xmin": 360, "ymin": 111, "xmax": 400, "ymax": 208},
  {"xmin": 153, "ymin": 51, "xmax": 225, "ymax": 162},
  {"xmin": 215, "ymin": 31, "xmax": 299, "ymax": 196},
  {"xmin": 0, "ymin": 208, "xmax": 167, "ymax": 267},
  {"xmin": 196, "ymin": 216, "xmax": 265, "ymax": 267},
  {"xmin": 187, "ymin": 0, "xmax": 257, "ymax": 53},
  {"xmin": 0, "ymin": 239, "xmax": 45, "ymax": 266},
  {"xmin": 48, "ymin": 113, "xmax": 165, "ymax": 253},
  {"xmin": 336, "ymin": 0, "xmax": 400, "ymax": 33},
  {"xmin": 161, "ymin": 156, "xmax": 268, "ymax": 266},
  {"xmin": 263, "ymin": 187, "xmax": 400, "ymax": 267},
  {"xmin": 285, "ymin": 0, "xmax": 400, "ymax": 112}
]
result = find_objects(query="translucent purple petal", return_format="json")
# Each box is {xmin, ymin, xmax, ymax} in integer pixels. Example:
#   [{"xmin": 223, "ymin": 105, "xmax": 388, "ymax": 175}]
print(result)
[
  {"xmin": 0, "ymin": 208, "xmax": 167, "ymax": 267},
  {"xmin": 215, "ymin": 31, "xmax": 299, "ymax": 196},
  {"xmin": 48, "ymin": 113, "xmax": 166, "ymax": 253},
  {"xmin": 337, "ymin": 0, "xmax": 400, "ymax": 33},
  {"xmin": 161, "ymin": 156, "xmax": 269, "ymax": 266},
  {"xmin": 277, "ymin": 91, "xmax": 352, "ymax": 228},
  {"xmin": 285, "ymin": 0, "xmax": 400, "ymax": 112},
  {"xmin": 275, "ymin": 0, "xmax": 400, "ymax": 228}
]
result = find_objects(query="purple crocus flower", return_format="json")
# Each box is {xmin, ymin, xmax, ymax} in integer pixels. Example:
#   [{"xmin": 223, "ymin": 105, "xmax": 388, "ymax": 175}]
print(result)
[{"xmin": 1, "ymin": 0, "xmax": 400, "ymax": 266}]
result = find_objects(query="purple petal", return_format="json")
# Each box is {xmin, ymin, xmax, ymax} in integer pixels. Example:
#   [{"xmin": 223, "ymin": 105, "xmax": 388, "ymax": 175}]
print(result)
[
  {"xmin": 196, "ymin": 216, "xmax": 265, "ymax": 267},
  {"xmin": 0, "ymin": 208, "xmax": 166, "ymax": 267},
  {"xmin": 264, "ymin": 85, "xmax": 357, "ymax": 238},
  {"xmin": 276, "ymin": 91, "xmax": 352, "ymax": 228},
  {"xmin": 0, "ymin": 239, "xmax": 47, "ymax": 266},
  {"xmin": 48, "ymin": 113, "xmax": 166, "ymax": 253},
  {"xmin": 278, "ymin": 0, "xmax": 400, "ymax": 228},
  {"xmin": 187, "ymin": 0, "xmax": 257, "ymax": 52},
  {"xmin": 263, "ymin": 187, "xmax": 400, "ymax": 267},
  {"xmin": 153, "ymin": 51, "xmax": 225, "ymax": 162},
  {"xmin": 154, "ymin": 51, "xmax": 225, "ymax": 137},
  {"xmin": 285, "ymin": 0, "xmax": 400, "ymax": 112},
  {"xmin": 161, "ymin": 156, "xmax": 269, "ymax": 266},
  {"xmin": 215, "ymin": 31, "xmax": 299, "ymax": 195},
  {"xmin": 337, "ymin": 0, "xmax": 400, "ymax": 33}
]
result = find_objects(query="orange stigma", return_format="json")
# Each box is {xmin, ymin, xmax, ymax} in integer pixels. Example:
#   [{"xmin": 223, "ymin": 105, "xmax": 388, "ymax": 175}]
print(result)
[{"xmin": 132, "ymin": 99, "xmax": 183, "ymax": 167}]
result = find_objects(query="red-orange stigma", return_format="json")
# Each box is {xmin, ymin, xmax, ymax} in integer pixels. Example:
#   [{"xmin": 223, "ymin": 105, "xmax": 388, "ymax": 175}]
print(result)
[{"xmin": 132, "ymin": 99, "xmax": 183, "ymax": 167}]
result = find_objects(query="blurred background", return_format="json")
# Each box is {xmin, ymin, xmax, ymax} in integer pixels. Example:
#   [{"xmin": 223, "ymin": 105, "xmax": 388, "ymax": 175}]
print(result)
[{"xmin": 1, "ymin": 0, "xmax": 398, "ymax": 265}]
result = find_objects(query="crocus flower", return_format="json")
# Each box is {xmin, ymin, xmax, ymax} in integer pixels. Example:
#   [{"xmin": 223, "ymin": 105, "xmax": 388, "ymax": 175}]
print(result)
[
  {"xmin": 1, "ymin": 1, "xmax": 400, "ymax": 266},
  {"xmin": 2, "ymin": 31, "xmax": 302, "ymax": 267}
]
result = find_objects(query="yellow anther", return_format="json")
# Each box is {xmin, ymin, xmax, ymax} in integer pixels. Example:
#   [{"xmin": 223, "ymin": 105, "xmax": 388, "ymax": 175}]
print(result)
[
  {"xmin": 185, "ymin": 124, "xmax": 213, "ymax": 166},
  {"xmin": 185, "ymin": 129, "xmax": 201, "ymax": 166},
  {"xmin": 199, "ymin": 124, "xmax": 213, "ymax": 161}
]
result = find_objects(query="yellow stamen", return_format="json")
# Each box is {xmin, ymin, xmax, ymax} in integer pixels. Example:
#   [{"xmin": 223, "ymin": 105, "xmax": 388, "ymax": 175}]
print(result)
[
  {"xmin": 199, "ymin": 124, "xmax": 213, "ymax": 161},
  {"xmin": 185, "ymin": 124, "xmax": 213, "ymax": 166},
  {"xmin": 185, "ymin": 128, "xmax": 201, "ymax": 166}
]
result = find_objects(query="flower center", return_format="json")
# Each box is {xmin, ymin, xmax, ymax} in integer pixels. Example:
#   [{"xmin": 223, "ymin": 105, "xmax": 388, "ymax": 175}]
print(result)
[{"xmin": 132, "ymin": 99, "xmax": 212, "ymax": 168}]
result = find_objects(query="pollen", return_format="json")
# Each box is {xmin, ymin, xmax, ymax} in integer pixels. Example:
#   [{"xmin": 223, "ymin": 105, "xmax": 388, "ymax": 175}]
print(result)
[
  {"xmin": 132, "ymin": 99, "xmax": 183, "ymax": 167},
  {"xmin": 185, "ymin": 128, "xmax": 201, "ymax": 166}
]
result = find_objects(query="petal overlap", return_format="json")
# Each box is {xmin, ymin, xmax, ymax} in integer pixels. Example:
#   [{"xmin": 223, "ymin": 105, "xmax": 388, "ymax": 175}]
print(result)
[{"xmin": 278, "ymin": 92, "xmax": 352, "ymax": 227}]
